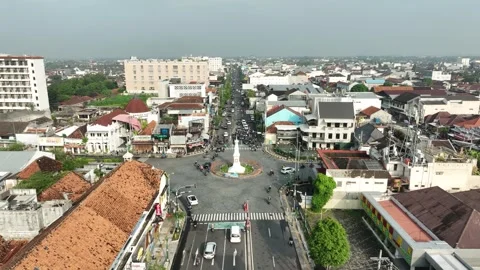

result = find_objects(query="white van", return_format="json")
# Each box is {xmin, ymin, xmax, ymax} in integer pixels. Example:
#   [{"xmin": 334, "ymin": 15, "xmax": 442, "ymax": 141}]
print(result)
[{"xmin": 230, "ymin": 226, "xmax": 241, "ymax": 243}]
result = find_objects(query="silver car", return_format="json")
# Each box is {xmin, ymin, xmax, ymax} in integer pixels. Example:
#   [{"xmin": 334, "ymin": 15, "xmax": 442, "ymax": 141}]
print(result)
[{"xmin": 203, "ymin": 242, "xmax": 217, "ymax": 259}]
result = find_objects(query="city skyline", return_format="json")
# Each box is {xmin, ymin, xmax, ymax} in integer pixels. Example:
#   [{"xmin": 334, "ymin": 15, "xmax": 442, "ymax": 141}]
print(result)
[{"xmin": 1, "ymin": 0, "xmax": 480, "ymax": 59}]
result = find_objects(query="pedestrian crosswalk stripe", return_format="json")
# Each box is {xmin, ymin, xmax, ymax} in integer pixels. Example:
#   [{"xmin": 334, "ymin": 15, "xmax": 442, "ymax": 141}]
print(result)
[{"xmin": 191, "ymin": 212, "xmax": 284, "ymax": 222}]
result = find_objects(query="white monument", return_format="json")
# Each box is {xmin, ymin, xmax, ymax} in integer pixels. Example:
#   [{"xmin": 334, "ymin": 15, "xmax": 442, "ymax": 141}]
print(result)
[{"xmin": 228, "ymin": 138, "xmax": 245, "ymax": 174}]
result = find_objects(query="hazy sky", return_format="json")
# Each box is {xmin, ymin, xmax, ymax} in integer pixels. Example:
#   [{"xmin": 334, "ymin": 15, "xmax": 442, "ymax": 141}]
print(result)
[{"xmin": 1, "ymin": 0, "xmax": 479, "ymax": 59}]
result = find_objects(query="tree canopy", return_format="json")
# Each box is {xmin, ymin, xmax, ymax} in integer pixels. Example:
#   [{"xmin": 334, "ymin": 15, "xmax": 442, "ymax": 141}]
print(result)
[
  {"xmin": 311, "ymin": 173, "xmax": 336, "ymax": 212},
  {"xmin": 383, "ymin": 81, "xmax": 393, "ymax": 86},
  {"xmin": 48, "ymin": 74, "xmax": 117, "ymax": 109},
  {"xmin": 350, "ymin": 84, "xmax": 369, "ymax": 92},
  {"xmin": 308, "ymin": 217, "xmax": 351, "ymax": 269}
]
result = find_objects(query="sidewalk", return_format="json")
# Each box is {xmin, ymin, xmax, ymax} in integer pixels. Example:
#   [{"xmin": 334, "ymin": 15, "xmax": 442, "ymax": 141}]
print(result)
[
  {"xmin": 263, "ymin": 146, "xmax": 313, "ymax": 163},
  {"xmin": 280, "ymin": 187, "xmax": 314, "ymax": 270},
  {"xmin": 149, "ymin": 214, "xmax": 185, "ymax": 270}
]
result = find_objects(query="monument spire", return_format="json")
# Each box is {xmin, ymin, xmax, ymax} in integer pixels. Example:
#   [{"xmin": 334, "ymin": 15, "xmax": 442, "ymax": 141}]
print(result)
[{"xmin": 228, "ymin": 138, "xmax": 245, "ymax": 174}]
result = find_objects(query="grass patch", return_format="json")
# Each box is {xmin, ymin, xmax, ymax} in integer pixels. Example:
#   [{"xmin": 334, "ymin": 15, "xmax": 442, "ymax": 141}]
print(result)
[
  {"xmin": 89, "ymin": 94, "xmax": 152, "ymax": 107},
  {"xmin": 15, "ymin": 172, "xmax": 66, "ymax": 194},
  {"xmin": 220, "ymin": 164, "xmax": 230, "ymax": 173},
  {"xmin": 85, "ymin": 157, "xmax": 123, "ymax": 163},
  {"xmin": 243, "ymin": 164, "xmax": 254, "ymax": 174}
]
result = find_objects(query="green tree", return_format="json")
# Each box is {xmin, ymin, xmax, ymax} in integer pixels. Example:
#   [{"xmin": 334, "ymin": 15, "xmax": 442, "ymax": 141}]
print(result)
[
  {"xmin": 308, "ymin": 217, "xmax": 351, "ymax": 269},
  {"xmin": 383, "ymin": 81, "xmax": 393, "ymax": 86},
  {"xmin": 350, "ymin": 84, "xmax": 369, "ymax": 92},
  {"xmin": 311, "ymin": 174, "xmax": 336, "ymax": 212},
  {"xmin": 423, "ymin": 78, "xmax": 433, "ymax": 87},
  {"xmin": 0, "ymin": 143, "xmax": 25, "ymax": 151}
]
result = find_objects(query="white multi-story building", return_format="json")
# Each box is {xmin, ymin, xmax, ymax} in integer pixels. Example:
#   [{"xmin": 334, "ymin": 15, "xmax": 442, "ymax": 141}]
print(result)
[
  {"xmin": 208, "ymin": 57, "xmax": 223, "ymax": 72},
  {"xmin": 300, "ymin": 101, "xmax": 355, "ymax": 149},
  {"xmin": 248, "ymin": 72, "xmax": 309, "ymax": 86},
  {"xmin": 86, "ymin": 109, "xmax": 133, "ymax": 153},
  {"xmin": 124, "ymin": 57, "xmax": 209, "ymax": 94},
  {"xmin": 461, "ymin": 58, "xmax": 471, "ymax": 67},
  {"xmin": 169, "ymin": 82, "xmax": 207, "ymax": 98},
  {"xmin": 0, "ymin": 55, "xmax": 49, "ymax": 113},
  {"xmin": 430, "ymin": 70, "xmax": 451, "ymax": 81}
]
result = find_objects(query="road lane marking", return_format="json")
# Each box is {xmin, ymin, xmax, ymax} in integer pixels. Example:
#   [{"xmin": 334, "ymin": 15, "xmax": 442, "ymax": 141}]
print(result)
[
  {"xmin": 187, "ymin": 233, "xmax": 197, "ymax": 267},
  {"xmin": 268, "ymin": 228, "xmax": 271, "ymax": 238},
  {"xmin": 222, "ymin": 229, "xmax": 226, "ymax": 270},
  {"xmin": 212, "ymin": 258, "xmax": 215, "ymax": 266},
  {"xmin": 181, "ymin": 250, "xmax": 186, "ymax": 266},
  {"xmin": 244, "ymin": 229, "xmax": 248, "ymax": 270},
  {"xmin": 200, "ymin": 225, "xmax": 209, "ymax": 270},
  {"xmin": 272, "ymin": 256, "xmax": 276, "ymax": 268}
]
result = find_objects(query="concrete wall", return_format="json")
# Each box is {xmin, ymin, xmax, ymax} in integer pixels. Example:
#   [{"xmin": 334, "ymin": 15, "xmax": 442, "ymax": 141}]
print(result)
[
  {"xmin": 41, "ymin": 200, "xmax": 72, "ymax": 227},
  {"xmin": 324, "ymin": 191, "xmax": 362, "ymax": 209},
  {"xmin": 408, "ymin": 160, "xmax": 475, "ymax": 191},
  {"xmin": 0, "ymin": 209, "xmax": 43, "ymax": 239}
]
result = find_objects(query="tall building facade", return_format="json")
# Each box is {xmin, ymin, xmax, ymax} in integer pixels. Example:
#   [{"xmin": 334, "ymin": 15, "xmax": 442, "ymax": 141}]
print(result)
[
  {"xmin": 124, "ymin": 57, "xmax": 209, "ymax": 94},
  {"xmin": 208, "ymin": 57, "xmax": 223, "ymax": 72},
  {"xmin": 0, "ymin": 55, "xmax": 50, "ymax": 112}
]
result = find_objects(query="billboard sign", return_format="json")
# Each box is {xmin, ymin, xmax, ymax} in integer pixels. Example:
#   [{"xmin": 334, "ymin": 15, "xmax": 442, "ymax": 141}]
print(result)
[{"xmin": 38, "ymin": 137, "xmax": 64, "ymax": 146}]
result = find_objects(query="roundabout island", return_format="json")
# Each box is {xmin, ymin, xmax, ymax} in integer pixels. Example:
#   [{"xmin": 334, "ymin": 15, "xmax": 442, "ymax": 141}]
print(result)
[{"xmin": 211, "ymin": 139, "xmax": 263, "ymax": 178}]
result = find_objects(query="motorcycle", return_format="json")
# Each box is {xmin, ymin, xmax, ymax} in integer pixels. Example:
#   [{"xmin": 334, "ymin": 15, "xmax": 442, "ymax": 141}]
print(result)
[
  {"xmin": 267, "ymin": 196, "xmax": 271, "ymax": 204},
  {"xmin": 267, "ymin": 170, "xmax": 274, "ymax": 176},
  {"xmin": 267, "ymin": 186, "xmax": 272, "ymax": 193},
  {"xmin": 300, "ymin": 164, "xmax": 306, "ymax": 169}
]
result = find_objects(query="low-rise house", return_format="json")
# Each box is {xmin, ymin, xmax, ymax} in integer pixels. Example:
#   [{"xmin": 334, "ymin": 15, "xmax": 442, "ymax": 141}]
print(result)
[
  {"xmin": 361, "ymin": 187, "xmax": 480, "ymax": 270},
  {"xmin": 317, "ymin": 150, "xmax": 390, "ymax": 209},
  {"xmin": 0, "ymin": 189, "xmax": 72, "ymax": 239},
  {"xmin": 364, "ymin": 79, "xmax": 385, "ymax": 89},
  {"xmin": 265, "ymin": 105, "xmax": 304, "ymax": 127},
  {"xmin": 354, "ymin": 123, "xmax": 385, "ymax": 152},
  {"xmin": 327, "ymin": 73, "xmax": 348, "ymax": 83},
  {"xmin": 76, "ymin": 108, "xmax": 99, "ymax": 122},
  {"xmin": 357, "ymin": 106, "xmax": 392, "ymax": 125},
  {"xmin": 265, "ymin": 100, "xmax": 309, "ymax": 114},
  {"xmin": 132, "ymin": 120, "xmax": 157, "ymax": 154},
  {"xmin": 124, "ymin": 97, "xmax": 150, "ymax": 120},
  {"xmin": 58, "ymin": 96, "xmax": 93, "ymax": 112},
  {"xmin": 4, "ymin": 161, "xmax": 168, "ymax": 270},
  {"xmin": 419, "ymin": 95, "xmax": 480, "ymax": 121},
  {"xmin": 17, "ymin": 156, "xmax": 62, "ymax": 180},
  {"xmin": 264, "ymin": 121, "xmax": 296, "ymax": 145},
  {"xmin": 373, "ymin": 86, "xmax": 414, "ymax": 93},
  {"xmin": 300, "ymin": 101, "xmax": 355, "ymax": 149},
  {"xmin": 86, "ymin": 109, "xmax": 138, "ymax": 153},
  {"xmin": 0, "ymin": 151, "xmax": 56, "ymax": 190}
]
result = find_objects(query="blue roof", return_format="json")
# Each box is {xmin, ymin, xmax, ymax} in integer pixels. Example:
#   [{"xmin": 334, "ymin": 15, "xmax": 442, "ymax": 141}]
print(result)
[{"xmin": 365, "ymin": 79, "xmax": 385, "ymax": 84}]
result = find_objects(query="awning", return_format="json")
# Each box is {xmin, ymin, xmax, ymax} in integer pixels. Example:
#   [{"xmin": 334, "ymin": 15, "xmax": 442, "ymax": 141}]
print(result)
[{"xmin": 202, "ymin": 133, "xmax": 210, "ymax": 140}]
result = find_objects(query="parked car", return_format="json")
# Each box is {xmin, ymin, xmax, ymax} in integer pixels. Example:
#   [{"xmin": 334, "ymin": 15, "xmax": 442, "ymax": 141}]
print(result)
[
  {"xmin": 227, "ymin": 120, "xmax": 231, "ymax": 125},
  {"xmin": 281, "ymin": 167, "xmax": 295, "ymax": 174},
  {"xmin": 187, "ymin": 195, "xmax": 199, "ymax": 206},
  {"xmin": 224, "ymin": 132, "xmax": 229, "ymax": 137},
  {"xmin": 203, "ymin": 242, "xmax": 217, "ymax": 259}
]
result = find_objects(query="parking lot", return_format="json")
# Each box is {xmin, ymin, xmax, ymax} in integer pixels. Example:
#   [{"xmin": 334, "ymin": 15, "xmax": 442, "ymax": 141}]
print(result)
[{"xmin": 179, "ymin": 220, "xmax": 298, "ymax": 270}]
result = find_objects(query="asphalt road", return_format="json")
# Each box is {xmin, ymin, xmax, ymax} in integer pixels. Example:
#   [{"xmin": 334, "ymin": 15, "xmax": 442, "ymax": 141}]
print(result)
[
  {"xmin": 150, "ymin": 67, "xmax": 301, "ymax": 270},
  {"xmin": 178, "ymin": 221, "xmax": 297, "ymax": 270}
]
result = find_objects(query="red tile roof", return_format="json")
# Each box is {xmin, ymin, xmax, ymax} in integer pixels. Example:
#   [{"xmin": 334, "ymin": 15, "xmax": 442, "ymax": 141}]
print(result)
[
  {"xmin": 10, "ymin": 161, "xmax": 163, "ymax": 270},
  {"xmin": 175, "ymin": 96, "xmax": 204, "ymax": 103},
  {"xmin": 359, "ymin": 106, "xmax": 381, "ymax": 117},
  {"xmin": 266, "ymin": 105, "xmax": 302, "ymax": 118},
  {"xmin": 37, "ymin": 172, "xmax": 91, "ymax": 203},
  {"xmin": 125, "ymin": 98, "xmax": 149, "ymax": 113},
  {"xmin": 17, "ymin": 157, "xmax": 63, "ymax": 179},
  {"xmin": 265, "ymin": 121, "xmax": 294, "ymax": 133},
  {"xmin": 373, "ymin": 86, "xmax": 413, "ymax": 93},
  {"xmin": 93, "ymin": 109, "xmax": 127, "ymax": 126},
  {"xmin": 67, "ymin": 125, "xmax": 87, "ymax": 139},
  {"xmin": 167, "ymin": 103, "xmax": 204, "ymax": 110},
  {"xmin": 139, "ymin": 121, "xmax": 157, "ymax": 135},
  {"xmin": 60, "ymin": 96, "xmax": 93, "ymax": 106},
  {"xmin": 456, "ymin": 116, "xmax": 480, "ymax": 128}
]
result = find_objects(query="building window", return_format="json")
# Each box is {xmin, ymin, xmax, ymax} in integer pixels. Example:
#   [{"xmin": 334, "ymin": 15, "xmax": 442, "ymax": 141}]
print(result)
[
  {"xmin": 34, "ymin": 83, "xmax": 36, "ymax": 87},
  {"xmin": 32, "ymin": 70, "xmax": 35, "ymax": 74},
  {"xmin": 328, "ymin": 133, "xmax": 332, "ymax": 139},
  {"xmin": 346, "ymin": 181, "xmax": 356, "ymax": 185},
  {"xmin": 133, "ymin": 76, "xmax": 136, "ymax": 80},
  {"xmin": 327, "ymin": 123, "xmax": 331, "ymax": 127},
  {"xmin": 343, "ymin": 133, "xmax": 347, "ymax": 139},
  {"xmin": 336, "ymin": 134, "xmax": 340, "ymax": 139},
  {"xmin": 336, "ymin": 181, "xmax": 342, "ymax": 187},
  {"xmin": 31, "ymin": 63, "xmax": 34, "ymax": 67},
  {"xmin": 36, "ymin": 103, "xmax": 39, "ymax": 107},
  {"xmin": 335, "ymin": 123, "xmax": 340, "ymax": 128},
  {"xmin": 374, "ymin": 182, "xmax": 383, "ymax": 185},
  {"xmin": 343, "ymin": 123, "xmax": 348, "ymax": 127},
  {"xmin": 365, "ymin": 182, "xmax": 369, "ymax": 184},
  {"xmin": 394, "ymin": 164, "xmax": 398, "ymax": 170},
  {"xmin": 33, "ymin": 77, "xmax": 36, "ymax": 80},
  {"xmin": 36, "ymin": 97, "xmax": 38, "ymax": 100},
  {"xmin": 421, "ymin": 185, "xmax": 425, "ymax": 187},
  {"xmin": 435, "ymin": 171, "xmax": 443, "ymax": 175},
  {"xmin": 35, "ymin": 90, "xmax": 37, "ymax": 93},
  {"xmin": 414, "ymin": 185, "xmax": 418, "ymax": 187}
]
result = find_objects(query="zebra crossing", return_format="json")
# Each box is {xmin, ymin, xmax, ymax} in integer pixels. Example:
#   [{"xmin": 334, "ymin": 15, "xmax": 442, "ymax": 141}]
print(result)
[
  {"xmin": 224, "ymin": 146, "xmax": 252, "ymax": 151},
  {"xmin": 191, "ymin": 212, "xmax": 284, "ymax": 222}
]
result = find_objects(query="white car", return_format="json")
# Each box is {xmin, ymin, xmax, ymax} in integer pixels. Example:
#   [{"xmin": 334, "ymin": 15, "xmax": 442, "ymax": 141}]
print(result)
[
  {"xmin": 187, "ymin": 195, "xmax": 199, "ymax": 206},
  {"xmin": 281, "ymin": 167, "xmax": 296, "ymax": 174},
  {"xmin": 224, "ymin": 132, "xmax": 229, "ymax": 137},
  {"xmin": 227, "ymin": 121, "xmax": 231, "ymax": 125},
  {"xmin": 231, "ymin": 109, "xmax": 235, "ymax": 113},
  {"xmin": 203, "ymin": 242, "xmax": 217, "ymax": 259}
]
